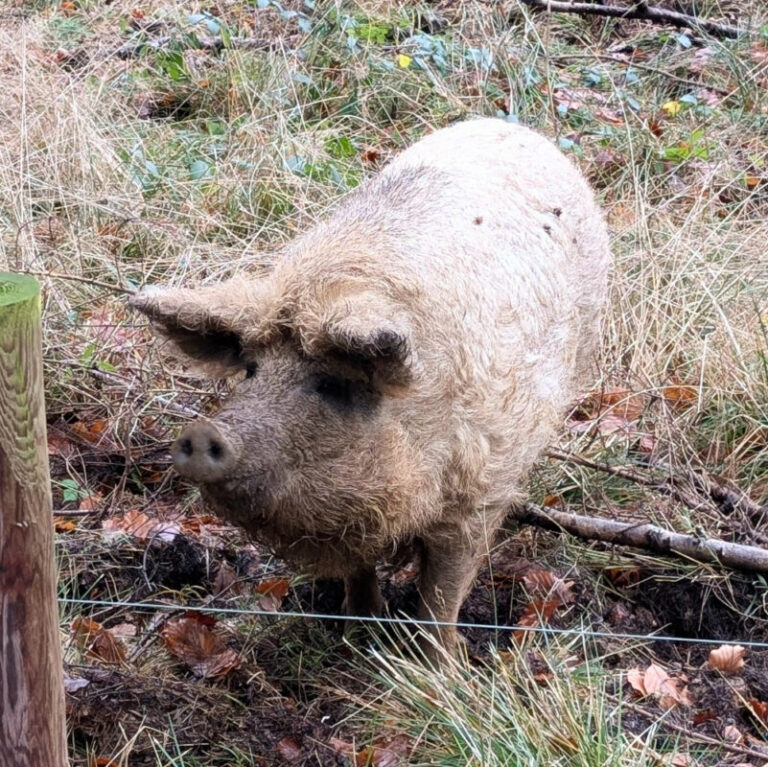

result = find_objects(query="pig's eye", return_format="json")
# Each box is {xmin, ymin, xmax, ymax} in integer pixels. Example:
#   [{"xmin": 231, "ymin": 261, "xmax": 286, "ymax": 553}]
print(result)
[
  {"xmin": 314, "ymin": 374, "xmax": 352, "ymax": 406},
  {"xmin": 244, "ymin": 362, "xmax": 257, "ymax": 380}
]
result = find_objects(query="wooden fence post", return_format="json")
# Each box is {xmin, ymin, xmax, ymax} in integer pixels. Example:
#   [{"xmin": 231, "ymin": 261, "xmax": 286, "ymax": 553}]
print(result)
[{"xmin": 0, "ymin": 273, "xmax": 67, "ymax": 766}]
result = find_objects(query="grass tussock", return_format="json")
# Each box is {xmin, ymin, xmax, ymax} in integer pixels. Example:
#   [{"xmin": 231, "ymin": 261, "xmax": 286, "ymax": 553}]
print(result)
[{"xmin": 1, "ymin": 0, "xmax": 767, "ymax": 764}]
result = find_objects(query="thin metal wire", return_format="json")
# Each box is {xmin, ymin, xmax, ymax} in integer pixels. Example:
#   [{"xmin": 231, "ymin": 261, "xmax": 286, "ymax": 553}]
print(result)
[{"xmin": 58, "ymin": 597, "xmax": 768, "ymax": 650}]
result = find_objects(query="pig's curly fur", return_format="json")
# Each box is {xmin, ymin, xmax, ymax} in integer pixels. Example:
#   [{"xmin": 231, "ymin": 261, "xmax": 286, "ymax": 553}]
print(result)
[{"xmin": 132, "ymin": 119, "xmax": 610, "ymax": 653}]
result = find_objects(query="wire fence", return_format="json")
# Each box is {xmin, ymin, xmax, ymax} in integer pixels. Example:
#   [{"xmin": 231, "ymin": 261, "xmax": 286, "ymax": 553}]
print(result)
[{"xmin": 58, "ymin": 596, "xmax": 768, "ymax": 651}]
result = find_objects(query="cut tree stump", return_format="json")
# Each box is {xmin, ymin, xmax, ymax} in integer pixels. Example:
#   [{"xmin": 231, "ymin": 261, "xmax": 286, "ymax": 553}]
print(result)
[{"xmin": 0, "ymin": 273, "xmax": 67, "ymax": 766}]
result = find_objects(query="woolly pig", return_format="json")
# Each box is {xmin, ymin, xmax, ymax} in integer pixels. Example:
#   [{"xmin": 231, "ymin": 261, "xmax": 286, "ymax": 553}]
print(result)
[{"xmin": 131, "ymin": 118, "xmax": 610, "ymax": 657}]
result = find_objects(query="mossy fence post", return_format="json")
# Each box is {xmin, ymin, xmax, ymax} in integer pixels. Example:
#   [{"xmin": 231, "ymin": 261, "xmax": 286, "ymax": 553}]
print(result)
[{"xmin": 0, "ymin": 274, "xmax": 67, "ymax": 766}]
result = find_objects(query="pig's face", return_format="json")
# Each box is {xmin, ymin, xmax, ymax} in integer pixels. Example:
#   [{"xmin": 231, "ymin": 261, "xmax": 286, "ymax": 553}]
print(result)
[{"xmin": 131, "ymin": 280, "xmax": 434, "ymax": 557}]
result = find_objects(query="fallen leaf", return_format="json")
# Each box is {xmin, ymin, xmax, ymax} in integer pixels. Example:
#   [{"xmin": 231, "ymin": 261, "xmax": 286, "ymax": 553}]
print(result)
[
  {"xmin": 71, "ymin": 419, "xmax": 108, "ymax": 445},
  {"xmin": 102, "ymin": 509, "xmax": 155, "ymax": 541},
  {"xmin": 54, "ymin": 517, "xmax": 78, "ymax": 533},
  {"xmin": 692, "ymin": 709, "xmax": 717, "ymax": 725},
  {"xmin": 71, "ymin": 616, "xmax": 126, "ymax": 664},
  {"xmin": 626, "ymin": 663, "xmax": 692, "ymax": 709},
  {"xmin": 162, "ymin": 616, "xmax": 240, "ymax": 678},
  {"xmin": 513, "ymin": 599, "xmax": 560, "ymax": 644},
  {"xmin": 605, "ymin": 566, "xmax": 643, "ymax": 588},
  {"xmin": 360, "ymin": 147, "xmax": 381, "ymax": 165},
  {"xmin": 722, "ymin": 724, "xmax": 744, "ymax": 743},
  {"xmin": 670, "ymin": 755, "xmax": 693, "ymax": 766},
  {"xmin": 707, "ymin": 644, "xmax": 746, "ymax": 673},
  {"xmin": 660, "ymin": 385, "xmax": 698, "ymax": 410},
  {"xmin": 522, "ymin": 570, "xmax": 575, "ymax": 605},
  {"xmin": 256, "ymin": 577, "xmax": 290, "ymax": 611},
  {"xmin": 747, "ymin": 698, "xmax": 768, "ymax": 725},
  {"xmin": 276, "ymin": 736, "xmax": 303, "ymax": 763},
  {"xmin": 662, "ymin": 100, "xmax": 683, "ymax": 117}
]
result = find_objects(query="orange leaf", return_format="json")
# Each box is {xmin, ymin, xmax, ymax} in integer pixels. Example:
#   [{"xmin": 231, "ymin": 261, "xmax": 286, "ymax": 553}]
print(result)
[
  {"xmin": 660, "ymin": 385, "xmax": 698, "ymax": 410},
  {"xmin": 707, "ymin": 644, "xmax": 745, "ymax": 673},
  {"xmin": 747, "ymin": 698, "xmax": 768, "ymax": 725},
  {"xmin": 54, "ymin": 517, "xmax": 78, "ymax": 533}
]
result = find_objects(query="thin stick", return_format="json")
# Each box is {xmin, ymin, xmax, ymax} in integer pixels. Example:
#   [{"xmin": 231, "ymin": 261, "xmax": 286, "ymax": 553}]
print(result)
[
  {"xmin": 623, "ymin": 700, "xmax": 768, "ymax": 761},
  {"xmin": 547, "ymin": 448, "xmax": 768, "ymax": 524},
  {"xmin": 23, "ymin": 270, "xmax": 135, "ymax": 295},
  {"xmin": 518, "ymin": 0, "xmax": 744, "ymax": 40}
]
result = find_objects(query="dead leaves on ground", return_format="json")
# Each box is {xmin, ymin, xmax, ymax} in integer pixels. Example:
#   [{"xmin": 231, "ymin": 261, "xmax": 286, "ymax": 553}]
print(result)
[
  {"xmin": 627, "ymin": 663, "xmax": 693, "ymax": 710},
  {"xmin": 161, "ymin": 612, "xmax": 241, "ymax": 678},
  {"xmin": 708, "ymin": 644, "xmax": 746, "ymax": 673},
  {"xmin": 514, "ymin": 569, "xmax": 575, "ymax": 644},
  {"xmin": 71, "ymin": 616, "xmax": 127, "ymax": 665},
  {"xmin": 330, "ymin": 733, "xmax": 411, "ymax": 767}
]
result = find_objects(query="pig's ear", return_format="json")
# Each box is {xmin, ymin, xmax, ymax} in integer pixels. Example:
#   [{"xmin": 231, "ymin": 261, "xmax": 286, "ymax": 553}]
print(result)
[
  {"xmin": 129, "ymin": 281, "xmax": 264, "ymax": 374},
  {"xmin": 321, "ymin": 311, "xmax": 413, "ymax": 386}
]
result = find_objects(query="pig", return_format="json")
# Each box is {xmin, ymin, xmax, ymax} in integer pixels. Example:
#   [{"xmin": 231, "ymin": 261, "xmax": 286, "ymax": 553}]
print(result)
[{"xmin": 130, "ymin": 118, "xmax": 610, "ymax": 658}]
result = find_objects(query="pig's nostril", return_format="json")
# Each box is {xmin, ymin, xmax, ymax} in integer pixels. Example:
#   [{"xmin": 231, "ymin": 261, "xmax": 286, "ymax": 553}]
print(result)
[
  {"xmin": 208, "ymin": 440, "xmax": 223, "ymax": 460},
  {"xmin": 179, "ymin": 438, "xmax": 194, "ymax": 457}
]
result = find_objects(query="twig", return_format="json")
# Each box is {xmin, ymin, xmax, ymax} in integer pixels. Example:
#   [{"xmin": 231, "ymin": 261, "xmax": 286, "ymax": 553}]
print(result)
[
  {"xmin": 547, "ymin": 448, "xmax": 768, "ymax": 526},
  {"xmin": 551, "ymin": 53, "xmax": 732, "ymax": 95},
  {"xmin": 623, "ymin": 700, "xmax": 768, "ymax": 761},
  {"xmin": 510, "ymin": 502, "xmax": 768, "ymax": 573},
  {"xmin": 518, "ymin": 1, "xmax": 745, "ymax": 40},
  {"xmin": 56, "ymin": 360, "xmax": 202, "ymax": 419},
  {"xmin": 23, "ymin": 270, "xmax": 135, "ymax": 295}
]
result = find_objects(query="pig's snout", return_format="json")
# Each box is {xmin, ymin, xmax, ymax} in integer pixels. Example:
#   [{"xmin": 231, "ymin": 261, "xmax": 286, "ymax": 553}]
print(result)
[{"xmin": 171, "ymin": 421, "xmax": 241, "ymax": 483}]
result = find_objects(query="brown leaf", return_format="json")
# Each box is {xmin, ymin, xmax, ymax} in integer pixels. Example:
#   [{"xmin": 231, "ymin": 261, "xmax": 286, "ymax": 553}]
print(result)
[
  {"xmin": 102, "ymin": 509, "xmax": 178, "ymax": 543},
  {"xmin": 692, "ymin": 709, "xmax": 718, "ymax": 725},
  {"xmin": 71, "ymin": 616, "xmax": 126, "ymax": 664},
  {"xmin": 605, "ymin": 566, "xmax": 643, "ymax": 588},
  {"xmin": 276, "ymin": 736, "xmax": 303, "ymax": 763},
  {"xmin": 747, "ymin": 698, "xmax": 768, "ymax": 726},
  {"xmin": 660, "ymin": 385, "xmax": 698, "ymax": 410},
  {"xmin": 360, "ymin": 147, "xmax": 381, "ymax": 166},
  {"xmin": 707, "ymin": 644, "xmax": 746, "ymax": 673},
  {"xmin": 256, "ymin": 577, "xmax": 290, "ymax": 611},
  {"xmin": 330, "ymin": 738, "xmax": 355, "ymax": 758},
  {"xmin": 102, "ymin": 509, "xmax": 154, "ymax": 541},
  {"xmin": 522, "ymin": 570, "xmax": 575, "ymax": 605},
  {"xmin": 353, "ymin": 735, "xmax": 410, "ymax": 767},
  {"xmin": 71, "ymin": 418, "xmax": 109, "ymax": 445},
  {"xmin": 722, "ymin": 724, "xmax": 744, "ymax": 743},
  {"xmin": 213, "ymin": 561, "xmax": 239, "ymax": 595},
  {"xmin": 161, "ymin": 616, "xmax": 240, "ymax": 678},
  {"xmin": 513, "ymin": 599, "xmax": 560, "ymax": 644},
  {"xmin": 627, "ymin": 664, "xmax": 691, "ymax": 709}
]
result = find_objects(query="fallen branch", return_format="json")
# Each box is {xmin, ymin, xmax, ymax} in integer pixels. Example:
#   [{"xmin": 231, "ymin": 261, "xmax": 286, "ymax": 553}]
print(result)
[
  {"xmin": 547, "ymin": 448, "xmax": 768, "ymax": 527},
  {"xmin": 510, "ymin": 503, "xmax": 768, "ymax": 573},
  {"xmin": 518, "ymin": 0, "xmax": 744, "ymax": 40}
]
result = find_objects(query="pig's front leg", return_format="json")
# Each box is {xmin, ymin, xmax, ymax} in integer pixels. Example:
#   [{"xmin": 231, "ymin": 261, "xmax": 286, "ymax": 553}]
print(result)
[
  {"xmin": 417, "ymin": 522, "xmax": 492, "ymax": 661},
  {"xmin": 344, "ymin": 563, "xmax": 384, "ymax": 619}
]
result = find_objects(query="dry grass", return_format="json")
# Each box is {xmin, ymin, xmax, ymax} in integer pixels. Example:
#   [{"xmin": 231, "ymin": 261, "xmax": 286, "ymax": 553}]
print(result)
[{"xmin": 1, "ymin": 0, "xmax": 767, "ymax": 764}]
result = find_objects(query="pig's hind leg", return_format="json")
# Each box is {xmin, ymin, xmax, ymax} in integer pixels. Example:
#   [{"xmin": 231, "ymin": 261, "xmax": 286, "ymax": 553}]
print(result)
[{"xmin": 343, "ymin": 563, "xmax": 384, "ymax": 619}]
